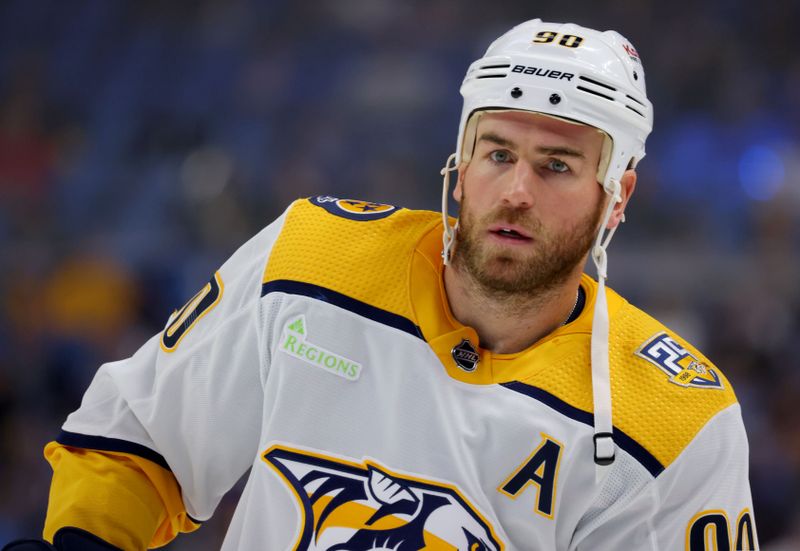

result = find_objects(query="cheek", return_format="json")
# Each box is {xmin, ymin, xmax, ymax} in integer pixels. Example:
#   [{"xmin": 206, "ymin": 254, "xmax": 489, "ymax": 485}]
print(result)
[
  {"xmin": 538, "ymin": 187, "xmax": 602, "ymax": 228},
  {"xmin": 456, "ymin": 172, "xmax": 480, "ymax": 208},
  {"xmin": 459, "ymin": 164, "xmax": 504, "ymax": 206},
  {"xmin": 551, "ymin": 177, "xmax": 604, "ymax": 210}
]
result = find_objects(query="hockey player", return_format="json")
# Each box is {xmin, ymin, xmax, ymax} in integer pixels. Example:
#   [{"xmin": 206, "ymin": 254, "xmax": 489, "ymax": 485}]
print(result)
[{"xmin": 5, "ymin": 19, "xmax": 757, "ymax": 551}]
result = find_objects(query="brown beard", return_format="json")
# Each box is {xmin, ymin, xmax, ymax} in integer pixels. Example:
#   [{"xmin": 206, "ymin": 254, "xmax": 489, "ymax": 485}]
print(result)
[{"xmin": 452, "ymin": 192, "xmax": 604, "ymax": 301}]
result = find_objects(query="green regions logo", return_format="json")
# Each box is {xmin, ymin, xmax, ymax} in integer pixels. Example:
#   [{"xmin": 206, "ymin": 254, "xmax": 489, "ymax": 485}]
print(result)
[
  {"xmin": 310, "ymin": 196, "xmax": 398, "ymax": 221},
  {"xmin": 280, "ymin": 316, "xmax": 362, "ymax": 381}
]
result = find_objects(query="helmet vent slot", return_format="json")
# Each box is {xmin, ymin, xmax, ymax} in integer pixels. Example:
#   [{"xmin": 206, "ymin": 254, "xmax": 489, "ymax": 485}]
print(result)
[
  {"xmin": 474, "ymin": 63, "xmax": 510, "ymax": 80},
  {"xmin": 576, "ymin": 86, "xmax": 614, "ymax": 102},
  {"xmin": 626, "ymin": 105, "xmax": 644, "ymax": 117},
  {"xmin": 578, "ymin": 76, "xmax": 617, "ymax": 91},
  {"xmin": 626, "ymin": 94, "xmax": 645, "ymax": 106}
]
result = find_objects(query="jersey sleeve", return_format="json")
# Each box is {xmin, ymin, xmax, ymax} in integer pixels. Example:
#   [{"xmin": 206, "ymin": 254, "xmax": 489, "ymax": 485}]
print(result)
[
  {"xmin": 44, "ymin": 206, "xmax": 292, "ymax": 546},
  {"xmin": 572, "ymin": 403, "xmax": 758, "ymax": 550},
  {"xmin": 43, "ymin": 443, "xmax": 200, "ymax": 549}
]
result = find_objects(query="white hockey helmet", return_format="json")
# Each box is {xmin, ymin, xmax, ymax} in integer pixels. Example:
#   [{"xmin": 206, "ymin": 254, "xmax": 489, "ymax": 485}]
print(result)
[{"xmin": 453, "ymin": 18, "xmax": 653, "ymax": 192}]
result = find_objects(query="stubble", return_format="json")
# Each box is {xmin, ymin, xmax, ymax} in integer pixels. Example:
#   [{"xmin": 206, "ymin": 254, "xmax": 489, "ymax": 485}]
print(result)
[{"xmin": 452, "ymin": 193, "xmax": 604, "ymax": 304}]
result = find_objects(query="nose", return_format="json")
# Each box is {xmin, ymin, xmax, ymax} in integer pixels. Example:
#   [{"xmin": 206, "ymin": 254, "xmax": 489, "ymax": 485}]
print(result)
[{"xmin": 500, "ymin": 161, "xmax": 536, "ymax": 208}]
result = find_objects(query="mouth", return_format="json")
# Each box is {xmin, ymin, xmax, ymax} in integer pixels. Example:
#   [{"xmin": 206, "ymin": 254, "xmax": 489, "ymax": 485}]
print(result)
[{"xmin": 488, "ymin": 224, "xmax": 533, "ymax": 243}]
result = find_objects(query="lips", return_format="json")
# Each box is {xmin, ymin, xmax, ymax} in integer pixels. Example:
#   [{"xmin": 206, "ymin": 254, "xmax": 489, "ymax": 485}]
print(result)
[{"xmin": 488, "ymin": 223, "xmax": 533, "ymax": 241}]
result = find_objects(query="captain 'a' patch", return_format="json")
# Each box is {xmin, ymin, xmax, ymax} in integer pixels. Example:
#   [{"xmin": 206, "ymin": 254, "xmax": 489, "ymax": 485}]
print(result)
[
  {"xmin": 635, "ymin": 332, "xmax": 723, "ymax": 389},
  {"xmin": 309, "ymin": 195, "xmax": 399, "ymax": 221},
  {"xmin": 263, "ymin": 444, "xmax": 504, "ymax": 550},
  {"xmin": 498, "ymin": 433, "xmax": 563, "ymax": 519}
]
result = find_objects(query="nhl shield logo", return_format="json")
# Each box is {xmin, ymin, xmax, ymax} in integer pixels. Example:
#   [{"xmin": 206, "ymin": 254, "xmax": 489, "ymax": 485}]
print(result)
[{"xmin": 452, "ymin": 339, "xmax": 479, "ymax": 372}]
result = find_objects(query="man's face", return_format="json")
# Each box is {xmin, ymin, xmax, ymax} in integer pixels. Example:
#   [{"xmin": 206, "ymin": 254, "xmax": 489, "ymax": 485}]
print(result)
[{"xmin": 452, "ymin": 110, "xmax": 607, "ymax": 297}]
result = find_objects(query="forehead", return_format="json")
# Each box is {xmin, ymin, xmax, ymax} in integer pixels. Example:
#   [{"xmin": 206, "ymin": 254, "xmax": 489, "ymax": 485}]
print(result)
[{"xmin": 476, "ymin": 110, "xmax": 604, "ymax": 151}]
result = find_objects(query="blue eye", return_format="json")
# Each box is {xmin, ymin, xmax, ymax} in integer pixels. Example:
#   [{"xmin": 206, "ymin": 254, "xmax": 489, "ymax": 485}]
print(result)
[
  {"xmin": 489, "ymin": 150, "xmax": 511, "ymax": 163},
  {"xmin": 548, "ymin": 159, "xmax": 570, "ymax": 173}
]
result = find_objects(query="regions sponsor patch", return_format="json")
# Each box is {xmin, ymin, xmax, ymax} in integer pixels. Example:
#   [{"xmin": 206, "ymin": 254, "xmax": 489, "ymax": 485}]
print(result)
[
  {"xmin": 310, "ymin": 195, "xmax": 398, "ymax": 221},
  {"xmin": 280, "ymin": 315, "xmax": 362, "ymax": 381},
  {"xmin": 263, "ymin": 444, "xmax": 503, "ymax": 550},
  {"xmin": 635, "ymin": 332, "xmax": 723, "ymax": 389}
]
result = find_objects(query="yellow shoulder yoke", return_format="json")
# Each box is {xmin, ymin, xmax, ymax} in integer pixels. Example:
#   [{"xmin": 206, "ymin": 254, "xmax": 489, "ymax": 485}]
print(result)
[
  {"xmin": 609, "ymin": 301, "xmax": 738, "ymax": 468},
  {"xmin": 518, "ymin": 282, "xmax": 738, "ymax": 471},
  {"xmin": 263, "ymin": 198, "xmax": 440, "ymax": 320}
]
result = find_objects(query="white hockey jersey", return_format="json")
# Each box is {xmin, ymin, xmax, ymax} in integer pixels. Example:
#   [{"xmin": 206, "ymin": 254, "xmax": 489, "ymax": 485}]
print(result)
[{"xmin": 51, "ymin": 196, "xmax": 757, "ymax": 550}]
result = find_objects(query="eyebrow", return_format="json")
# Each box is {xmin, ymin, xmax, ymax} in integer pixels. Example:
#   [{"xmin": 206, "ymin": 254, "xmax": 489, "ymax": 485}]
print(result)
[{"xmin": 477, "ymin": 132, "xmax": 586, "ymax": 159}]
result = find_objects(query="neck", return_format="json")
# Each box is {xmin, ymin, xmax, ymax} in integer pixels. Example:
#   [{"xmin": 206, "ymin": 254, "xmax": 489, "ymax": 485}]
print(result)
[{"xmin": 443, "ymin": 262, "xmax": 584, "ymax": 354}]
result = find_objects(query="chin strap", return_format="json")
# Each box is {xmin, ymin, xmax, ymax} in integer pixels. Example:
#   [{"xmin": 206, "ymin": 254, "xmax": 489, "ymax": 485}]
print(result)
[
  {"xmin": 590, "ymin": 177, "xmax": 623, "ymax": 482},
  {"xmin": 440, "ymin": 153, "xmax": 458, "ymax": 265}
]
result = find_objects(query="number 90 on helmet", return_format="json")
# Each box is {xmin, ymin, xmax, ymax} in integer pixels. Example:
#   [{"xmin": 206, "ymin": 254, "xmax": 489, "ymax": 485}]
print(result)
[{"xmin": 454, "ymin": 18, "xmax": 654, "ymax": 194}]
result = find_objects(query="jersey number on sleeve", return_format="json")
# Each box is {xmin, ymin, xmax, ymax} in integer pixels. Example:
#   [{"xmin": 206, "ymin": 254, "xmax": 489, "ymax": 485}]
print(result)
[{"xmin": 160, "ymin": 272, "xmax": 223, "ymax": 352}]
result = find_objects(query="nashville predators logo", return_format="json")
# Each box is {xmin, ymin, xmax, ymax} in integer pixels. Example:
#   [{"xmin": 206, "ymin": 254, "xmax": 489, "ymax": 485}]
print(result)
[
  {"xmin": 635, "ymin": 332, "xmax": 723, "ymax": 389},
  {"xmin": 310, "ymin": 196, "xmax": 398, "ymax": 221},
  {"xmin": 263, "ymin": 445, "xmax": 504, "ymax": 550}
]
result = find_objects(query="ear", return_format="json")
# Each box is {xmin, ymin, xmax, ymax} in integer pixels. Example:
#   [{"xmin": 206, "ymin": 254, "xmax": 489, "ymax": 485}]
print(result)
[
  {"xmin": 453, "ymin": 163, "xmax": 468, "ymax": 203},
  {"xmin": 606, "ymin": 169, "xmax": 637, "ymax": 229}
]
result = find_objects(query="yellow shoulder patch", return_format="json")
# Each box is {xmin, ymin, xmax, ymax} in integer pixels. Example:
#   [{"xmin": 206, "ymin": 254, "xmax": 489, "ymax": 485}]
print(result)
[
  {"xmin": 263, "ymin": 197, "xmax": 440, "ymax": 320},
  {"xmin": 608, "ymin": 302, "xmax": 737, "ymax": 468},
  {"xmin": 513, "ymin": 279, "xmax": 738, "ymax": 471}
]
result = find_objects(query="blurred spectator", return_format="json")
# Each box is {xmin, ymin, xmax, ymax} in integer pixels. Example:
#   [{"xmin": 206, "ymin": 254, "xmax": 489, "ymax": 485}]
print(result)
[{"xmin": 0, "ymin": 61, "xmax": 55, "ymax": 204}]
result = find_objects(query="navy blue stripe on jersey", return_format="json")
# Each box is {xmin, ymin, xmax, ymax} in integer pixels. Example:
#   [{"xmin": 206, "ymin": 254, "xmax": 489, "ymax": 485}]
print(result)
[
  {"xmin": 500, "ymin": 381, "xmax": 665, "ymax": 477},
  {"xmin": 262, "ymin": 280, "xmax": 424, "ymax": 339},
  {"xmin": 57, "ymin": 430, "xmax": 172, "ymax": 472}
]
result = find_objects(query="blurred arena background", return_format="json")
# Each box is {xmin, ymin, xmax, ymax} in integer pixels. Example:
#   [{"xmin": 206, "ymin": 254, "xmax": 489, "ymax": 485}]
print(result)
[{"xmin": 1, "ymin": 0, "xmax": 798, "ymax": 548}]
